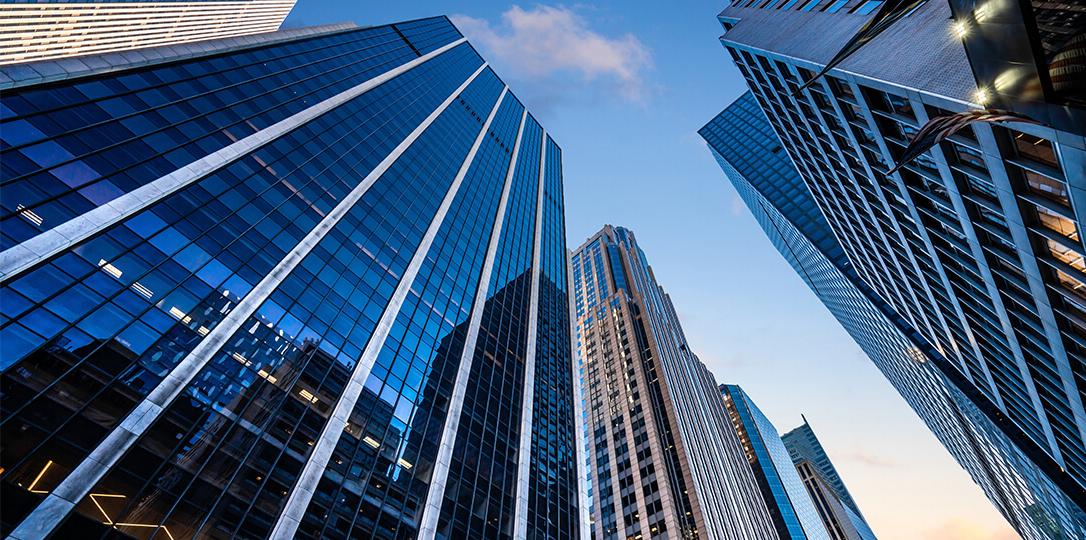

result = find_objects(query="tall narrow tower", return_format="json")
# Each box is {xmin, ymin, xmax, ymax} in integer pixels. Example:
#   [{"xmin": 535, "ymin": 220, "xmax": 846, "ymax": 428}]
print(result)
[
  {"xmin": 573, "ymin": 225, "xmax": 777, "ymax": 540},
  {"xmin": 720, "ymin": 384, "xmax": 833, "ymax": 540}
]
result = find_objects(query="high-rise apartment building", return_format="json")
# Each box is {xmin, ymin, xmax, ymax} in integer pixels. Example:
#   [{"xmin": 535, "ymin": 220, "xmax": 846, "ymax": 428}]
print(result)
[
  {"xmin": 0, "ymin": 0, "xmax": 297, "ymax": 65},
  {"xmin": 0, "ymin": 16, "xmax": 586, "ymax": 539},
  {"xmin": 720, "ymin": 385, "xmax": 831, "ymax": 540},
  {"xmin": 572, "ymin": 225, "xmax": 777, "ymax": 540},
  {"xmin": 700, "ymin": 3, "xmax": 1086, "ymax": 528},
  {"xmin": 782, "ymin": 419, "xmax": 875, "ymax": 540}
]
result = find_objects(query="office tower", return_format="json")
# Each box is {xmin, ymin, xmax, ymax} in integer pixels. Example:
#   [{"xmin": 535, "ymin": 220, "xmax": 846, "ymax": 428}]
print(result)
[
  {"xmin": 782, "ymin": 419, "xmax": 860, "ymax": 519},
  {"xmin": 0, "ymin": 0, "xmax": 297, "ymax": 65},
  {"xmin": 0, "ymin": 16, "xmax": 587, "ymax": 540},
  {"xmin": 700, "ymin": 15, "xmax": 1086, "ymax": 532},
  {"xmin": 794, "ymin": 460, "xmax": 876, "ymax": 540},
  {"xmin": 720, "ymin": 384, "xmax": 832, "ymax": 540},
  {"xmin": 572, "ymin": 225, "xmax": 777, "ymax": 540},
  {"xmin": 782, "ymin": 419, "xmax": 875, "ymax": 540}
]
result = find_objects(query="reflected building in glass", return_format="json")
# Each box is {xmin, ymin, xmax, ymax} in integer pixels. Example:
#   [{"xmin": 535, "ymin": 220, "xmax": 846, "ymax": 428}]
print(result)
[
  {"xmin": 0, "ymin": 16, "xmax": 586, "ymax": 539},
  {"xmin": 572, "ymin": 225, "xmax": 777, "ymax": 540},
  {"xmin": 0, "ymin": 0, "xmax": 297, "ymax": 65},
  {"xmin": 720, "ymin": 384, "xmax": 831, "ymax": 540},
  {"xmin": 701, "ymin": 51, "xmax": 1086, "ymax": 539}
]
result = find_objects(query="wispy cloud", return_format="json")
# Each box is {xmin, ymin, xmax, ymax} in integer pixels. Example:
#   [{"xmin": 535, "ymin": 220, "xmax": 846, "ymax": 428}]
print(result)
[
  {"xmin": 841, "ymin": 449, "xmax": 897, "ymax": 468},
  {"xmin": 452, "ymin": 5, "xmax": 652, "ymax": 103}
]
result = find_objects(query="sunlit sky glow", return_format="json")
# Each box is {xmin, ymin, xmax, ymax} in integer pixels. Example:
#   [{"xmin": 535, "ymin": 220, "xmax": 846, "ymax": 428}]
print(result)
[{"xmin": 286, "ymin": 3, "xmax": 1018, "ymax": 538}]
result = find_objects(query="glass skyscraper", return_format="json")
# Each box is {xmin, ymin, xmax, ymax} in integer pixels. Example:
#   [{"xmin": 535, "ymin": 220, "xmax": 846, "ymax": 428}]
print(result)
[
  {"xmin": 701, "ymin": 77, "xmax": 1085, "ymax": 540},
  {"xmin": 573, "ymin": 225, "xmax": 777, "ymax": 540},
  {"xmin": 720, "ymin": 384, "xmax": 831, "ymax": 540},
  {"xmin": 792, "ymin": 461, "xmax": 875, "ymax": 540},
  {"xmin": 782, "ymin": 419, "xmax": 875, "ymax": 540},
  {"xmin": 710, "ymin": 7, "xmax": 1086, "ymax": 512},
  {"xmin": 0, "ymin": 0, "xmax": 297, "ymax": 65},
  {"xmin": 782, "ymin": 419, "xmax": 858, "ymax": 517},
  {"xmin": 0, "ymin": 16, "xmax": 585, "ymax": 540}
]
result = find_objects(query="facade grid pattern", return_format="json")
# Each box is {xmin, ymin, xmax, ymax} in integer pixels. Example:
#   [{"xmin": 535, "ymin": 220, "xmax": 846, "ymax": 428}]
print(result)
[
  {"xmin": 702, "ymin": 6, "xmax": 1086, "ymax": 529},
  {"xmin": 0, "ymin": 16, "xmax": 584, "ymax": 540}
]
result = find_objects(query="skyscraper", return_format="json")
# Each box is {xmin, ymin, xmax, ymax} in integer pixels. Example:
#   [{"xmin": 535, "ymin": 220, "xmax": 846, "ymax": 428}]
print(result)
[
  {"xmin": 720, "ymin": 384, "xmax": 832, "ymax": 540},
  {"xmin": 782, "ymin": 419, "xmax": 859, "ymax": 519},
  {"xmin": 573, "ymin": 225, "xmax": 777, "ymax": 540},
  {"xmin": 0, "ymin": 16, "xmax": 585, "ymax": 539},
  {"xmin": 0, "ymin": 0, "xmax": 297, "ymax": 65},
  {"xmin": 700, "ymin": 10, "xmax": 1086, "ymax": 530},
  {"xmin": 794, "ymin": 460, "xmax": 877, "ymax": 540},
  {"xmin": 782, "ymin": 419, "xmax": 875, "ymax": 540}
]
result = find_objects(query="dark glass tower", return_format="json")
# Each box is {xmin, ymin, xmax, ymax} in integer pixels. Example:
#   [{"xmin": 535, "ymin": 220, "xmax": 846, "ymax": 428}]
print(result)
[
  {"xmin": 720, "ymin": 384, "xmax": 831, "ymax": 540},
  {"xmin": 0, "ymin": 16, "xmax": 585, "ymax": 540},
  {"xmin": 701, "ymin": 88, "xmax": 1086, "ymax": 539}
]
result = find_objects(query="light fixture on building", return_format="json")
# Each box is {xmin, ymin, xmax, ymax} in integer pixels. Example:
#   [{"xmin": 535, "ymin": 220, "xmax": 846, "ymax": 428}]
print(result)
[
  {"xmin": 974, "ymin": 87, "xmax": 990, "ymax": 106},
  {"xmin": 952, "ymin": 20, "xmax": 969, "ymax": 39}
]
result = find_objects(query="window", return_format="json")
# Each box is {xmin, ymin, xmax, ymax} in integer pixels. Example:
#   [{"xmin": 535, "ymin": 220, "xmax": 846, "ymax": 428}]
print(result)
[
  {"xmin": 851, "ymin": 0, "xmax": 883, "ymax": 14},
  {"xmin": 1021, "ymin": 168, "xmax": 1070, "ymax": 206},
  {"xmin": 1041, "ymin": 236, "xmax": 1085, "ymax": 273},
  {"xmin": 1011, "ymin": 130, "xmax": 1061, "ymax": 168},
  {"xmin": 829, "ymin": 77, "xmax": 856, "ymax": 101},
  {"xmin": 824, "ymin": 0, "xmax": 850, "ymax": 12},
  {"xmin": 1033, "ymin": 205, "xmax": 1080, "ymax": 242},
  {"xmin": 1054, "ymin": 269, "xmax": 1086, "ymax": 305},
  {"xmin": 949, "ymin": 143, "xmax": 987, "ymax": 171}
]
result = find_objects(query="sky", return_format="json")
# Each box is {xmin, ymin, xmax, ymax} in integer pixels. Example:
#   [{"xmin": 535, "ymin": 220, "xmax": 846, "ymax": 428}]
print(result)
[{"xmin": 286, "ymin": 3, "xmax": 1017, "ymax": 538}]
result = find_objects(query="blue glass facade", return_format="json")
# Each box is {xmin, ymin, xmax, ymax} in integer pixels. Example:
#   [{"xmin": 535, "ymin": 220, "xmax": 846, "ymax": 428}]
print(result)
[
  {"xmin": 721, "ymin": 385, "xmax": 830, "ymax": 540},
  {"xmin": 525, "ymin": 138, "xmax": 580, "ymax": 538},
  {"xmin": 701, "ymin": 91, "xmax": 1086, "ymax": 539},
  {"xmin": 0, "ymin": 16, "xmax": 583, "ymax": 540}
]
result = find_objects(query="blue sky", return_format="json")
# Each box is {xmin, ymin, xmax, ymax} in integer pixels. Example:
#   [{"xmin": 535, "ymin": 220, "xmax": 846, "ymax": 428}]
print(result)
[{"xmin": 288, "ymin": 3, "xmax": 1015, "ymax": 538}]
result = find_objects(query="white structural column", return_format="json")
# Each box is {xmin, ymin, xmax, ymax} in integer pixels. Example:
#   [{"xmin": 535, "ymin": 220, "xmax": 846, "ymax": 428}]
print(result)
[
  {"xmin": 416, "ymin": 110, "xmax": 531, "ymax": 540},
  {"xmin": 512, "ymin": 130, "xmax": 547, "ymax": 540},
  {"xmin": 6, "ymin": 62, "xmax": 487, "ymax": 540},
  {"xmin": 268, "ymin": 85, "xmax": 512, "ymax": 539},
  {"xmin": 0, "ymin": 37, "xmax": 467, "ymax": 284}
]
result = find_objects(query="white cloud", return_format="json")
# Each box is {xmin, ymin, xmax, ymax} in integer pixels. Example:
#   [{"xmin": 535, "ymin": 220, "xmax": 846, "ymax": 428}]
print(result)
[
  {"xmin": 841, "ymin": 448, "xmax": 898, "ymax": 468},
  {"xmin": 452, "ymin": 5, "xmax": 652, "ymax": 102}
]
